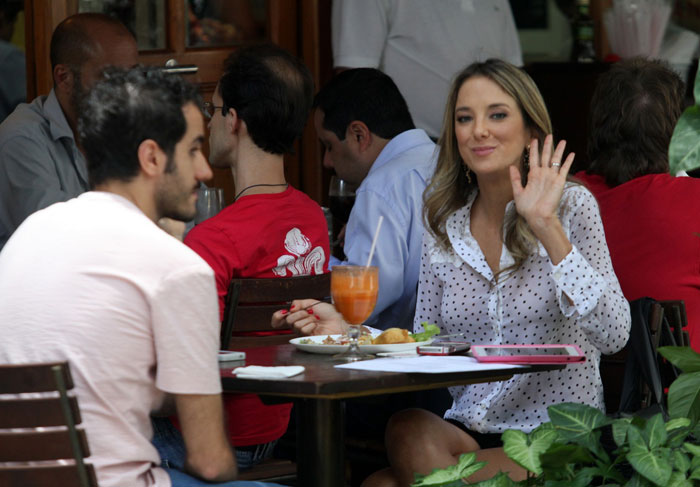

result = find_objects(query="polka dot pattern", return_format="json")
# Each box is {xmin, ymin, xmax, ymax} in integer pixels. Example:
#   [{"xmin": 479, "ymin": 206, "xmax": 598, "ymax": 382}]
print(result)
[{"xmin": 414, "ymin": 185, "xmax": 631, "ymax": 433}]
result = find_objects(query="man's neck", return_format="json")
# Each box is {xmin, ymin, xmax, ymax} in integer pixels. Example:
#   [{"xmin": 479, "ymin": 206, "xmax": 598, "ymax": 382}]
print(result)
[
  {"xmin": 55, "ymin": 90, "xmax": 79, "ymax": 141},
  {"xmin": 94, "ymin": 180, "xmax": 158, "ymax": 222},
  {"xmin": 231, "ymin": 140, "xmax": 287, "ymax": 199}
]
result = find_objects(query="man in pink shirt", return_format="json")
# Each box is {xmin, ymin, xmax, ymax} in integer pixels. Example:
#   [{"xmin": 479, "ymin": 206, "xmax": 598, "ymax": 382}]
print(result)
[{"xmin": 0, "ymin": 66, "xmax": 280, "ymax": 487}]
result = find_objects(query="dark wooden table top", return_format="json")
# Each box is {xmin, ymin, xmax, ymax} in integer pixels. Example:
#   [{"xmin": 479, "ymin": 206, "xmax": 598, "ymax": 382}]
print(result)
[{"xmin": 219, "ymin": 344, "xmax": 564, "ymax": 400}]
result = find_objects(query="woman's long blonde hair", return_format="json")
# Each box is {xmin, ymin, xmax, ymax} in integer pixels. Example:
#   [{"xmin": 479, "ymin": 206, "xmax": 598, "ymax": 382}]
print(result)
[{"xmin": 424, "ymin": 59, "xmax": 553, "ymax": 271}]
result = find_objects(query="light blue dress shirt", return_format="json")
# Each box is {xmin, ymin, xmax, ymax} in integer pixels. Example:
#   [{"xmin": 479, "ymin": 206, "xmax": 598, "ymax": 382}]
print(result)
[
  {"xmin": 333, "ymin": 128, "xmax": 436, "ymax": 330},
  {"xmin": 0, "ymin": 89, "xmax": 88, "ymax": 251}
]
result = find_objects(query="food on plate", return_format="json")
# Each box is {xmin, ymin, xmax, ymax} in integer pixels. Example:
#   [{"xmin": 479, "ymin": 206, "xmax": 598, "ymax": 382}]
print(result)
[
  {"xmin": 296, "ymin": 322, "xmax": 441, "ymax": 346},
  {"xmin": 372, "ymin": 327, "xmax": 414, "ymax": 344},
  {"xmin": 411, "ymin": 322, "xmax": 440, "ymax": 342}
]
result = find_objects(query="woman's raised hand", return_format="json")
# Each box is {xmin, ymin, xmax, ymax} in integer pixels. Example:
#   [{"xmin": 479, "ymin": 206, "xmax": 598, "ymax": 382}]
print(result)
[
  {"xmin": 271, "ymin": 299, "xmax": 347, "ymax": 336},
  {"xmin": 510, "ymin": 134, "xmax": 574, "ymax": 232}
]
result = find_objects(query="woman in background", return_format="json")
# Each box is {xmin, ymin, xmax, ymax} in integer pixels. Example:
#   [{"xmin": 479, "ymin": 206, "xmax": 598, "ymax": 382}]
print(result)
[{"xmin": 575, "ymin": 58, "xmax": 699, "ymax": 352}]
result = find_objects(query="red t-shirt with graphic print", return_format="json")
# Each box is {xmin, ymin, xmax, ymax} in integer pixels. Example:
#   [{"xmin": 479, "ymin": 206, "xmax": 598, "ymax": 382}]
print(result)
[{"xmin": 185, "ymin": 185, "xmax": 330, "ymax": 446}]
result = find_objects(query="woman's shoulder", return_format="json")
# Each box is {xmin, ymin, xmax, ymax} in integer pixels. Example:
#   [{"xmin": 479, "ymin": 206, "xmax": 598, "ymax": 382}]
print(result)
[{"xmin": 560, "ymin": 181, "xmax": 597, "ymax": 209}]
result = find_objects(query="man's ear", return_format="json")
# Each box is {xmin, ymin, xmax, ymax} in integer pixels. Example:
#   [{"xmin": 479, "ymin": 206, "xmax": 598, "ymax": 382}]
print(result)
[
  {"xmin": 137, "ymin": 139, "xmax": 167, "ymax": 178},
  {"xmin": 53, "ymin": 64, "xmax": 75, "ymax": 94},
  {"xmin": 226, "ymin": 107, "xmax": 242, "ymax": 135},
  {"xmin": 346, "ymin": 121, "xmax": 372, "ymax": 152}
]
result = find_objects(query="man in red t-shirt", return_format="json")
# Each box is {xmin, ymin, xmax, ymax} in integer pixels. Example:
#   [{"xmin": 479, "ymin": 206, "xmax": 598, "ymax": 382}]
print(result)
[{"xmin": 153, "ymin": 44, "xmax": 330, "ymax": 470}]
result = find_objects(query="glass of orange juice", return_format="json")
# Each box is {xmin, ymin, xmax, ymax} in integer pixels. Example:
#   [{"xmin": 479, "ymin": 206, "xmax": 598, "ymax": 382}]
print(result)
[{"xmin": 331, "ymin": 265, "xmax": 379, "ymax": 361}]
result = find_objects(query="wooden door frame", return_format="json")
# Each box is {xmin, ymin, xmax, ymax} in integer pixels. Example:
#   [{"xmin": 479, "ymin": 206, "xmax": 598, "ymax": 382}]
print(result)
[{"xmin": 23, "ymin": 0, "xmax": 329, "ymax": 205}]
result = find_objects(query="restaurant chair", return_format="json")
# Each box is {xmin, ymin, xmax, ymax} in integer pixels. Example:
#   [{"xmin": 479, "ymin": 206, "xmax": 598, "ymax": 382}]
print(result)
[
  {"xmin": 221, "ymin": 273, "xmax": 331, "ymax": 349},
  {"xmin": 600, "ymin": 297, "xmax": 687, "ymax": 417},
  {"xmin": 0, "ymin": 361, "xmax": 98, "ymax": 487}
]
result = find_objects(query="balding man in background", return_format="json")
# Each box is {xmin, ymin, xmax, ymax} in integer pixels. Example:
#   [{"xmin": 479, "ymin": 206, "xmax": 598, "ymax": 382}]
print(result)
[{"xmin": 0, "ymin": 13, "xmax": 138, "ymax": 250}]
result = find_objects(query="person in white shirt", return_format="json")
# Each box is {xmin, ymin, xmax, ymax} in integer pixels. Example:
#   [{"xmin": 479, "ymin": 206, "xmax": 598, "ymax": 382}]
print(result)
[
  {"xmin": 0, "ymin": 66, "xmax": 281, "ymax": 487},
  {"xmin": 276, "ymin": 59, "xmax": 630, "ymax": 486},
  {"xmin": 332, "ymin": 0, "xmax": 522, "ymax": 139}
]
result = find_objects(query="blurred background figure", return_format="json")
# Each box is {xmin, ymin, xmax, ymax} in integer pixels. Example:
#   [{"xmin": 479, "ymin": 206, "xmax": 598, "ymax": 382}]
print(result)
[
  {"xmin": 0, "ymin": 0, "xmax": 25, "ymax": 123},
  {"xmin": 0, "ymin": 13, "xmax": 138, "ymax": 251},
  {"xmin": 575, "ymin": 57, "xmax": 700, "ymax": 352},
  {"xmin": 332, "ymin": 0, "xmax": 522, "ymax": 139}
]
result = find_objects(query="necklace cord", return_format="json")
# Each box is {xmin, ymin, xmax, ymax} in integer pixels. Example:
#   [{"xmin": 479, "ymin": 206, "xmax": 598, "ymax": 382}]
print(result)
[{"xmin": 234, "ymin": 183, "xmax": 288, "ymax": 201}]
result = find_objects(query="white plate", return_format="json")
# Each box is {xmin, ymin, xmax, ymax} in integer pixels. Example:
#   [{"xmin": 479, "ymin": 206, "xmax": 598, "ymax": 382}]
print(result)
[{"xmin": 290, "ymin": 334, "xmax": 433, "ymax": 355}]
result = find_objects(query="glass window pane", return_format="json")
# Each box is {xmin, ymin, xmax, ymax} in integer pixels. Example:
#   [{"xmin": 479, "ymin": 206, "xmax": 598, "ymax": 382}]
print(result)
[
  {"xmin": 79, "ymin": 0, "xmax": 166, "ymax": 51},
  {"xmin": 186, "ymin": 0, "xmax": 267, "ymax": 48}
]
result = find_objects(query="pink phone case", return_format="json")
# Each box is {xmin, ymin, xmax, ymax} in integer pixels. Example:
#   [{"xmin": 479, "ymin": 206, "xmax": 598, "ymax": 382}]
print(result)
[{"xmin": 470, "ymin": 344, "xmax": 586, "ymax": 364}]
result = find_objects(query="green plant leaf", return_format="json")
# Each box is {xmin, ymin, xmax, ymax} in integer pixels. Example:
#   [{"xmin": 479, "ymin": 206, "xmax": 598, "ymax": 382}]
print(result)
[
  {"xmin": 684, "ymin": 442, "xmax": 700, "ymax": 457},
  {"xmin": 693, "ymin": 61, "xmax": 700, "ymax": 105},
  {"xmin": 666, "ymin": 471, "xmax": 693, "ymax": 487},
  {"xmin": 669, "ymin": 105, "xmax": 700, "ymax": 174},
  {"xmin": 667, "ymin": 371, "xmax": 700, "ymax": 424},
  {"xmin": 658, "ymin": 347, "xmax": 700, "ymax": 373},
  {"xmin": 613, "ymin": 418, "xmax": 633, "ymax": 447},
  {"xmin": 501, "ymin": 428, "xmax": 556, "ymax": 475},
  {"xmin": 672, "ymin": 450, "xmax": 691, "ymax": 474},
  {"xmin": 411, "ymin": 453, "xmax": 485, "ymax": 487},
  {"xmin": 539, "ymin": 443, "xmax": 595, "ymax": 472},
  {"xmin": 547, "ymin": 403, "xmax": 610, "ymax": 446},
  {"xmin": 627, "ymin": 427, "xmax": 673, "ymax": 486},
  {"xmin": 666, "ymin": 418, "xmax": 692, "ymax": 431},
  {"xmin": 624, "ymin": 473, "xmax": 654, "ymax": 487},
  {"xmin": 467, "ymin": 471, "xmax": 519, "ymax": 487},
  {"xmin": 644, "ymin": 414, "xmax": 667, "ymax": 450},
  {"xmin": 690, "ymin": 466, "xmax": 700, "ymax": 481}
]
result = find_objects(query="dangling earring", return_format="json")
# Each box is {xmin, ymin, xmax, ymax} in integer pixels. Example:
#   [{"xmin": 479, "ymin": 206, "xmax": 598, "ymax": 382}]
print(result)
[
  {"xmin": 523, "ymin": 145, "xmax": 530, "ymax": 170},
  {"xmin": 463, "ymin": 164, "xmax": 472, "ymax": 184}
]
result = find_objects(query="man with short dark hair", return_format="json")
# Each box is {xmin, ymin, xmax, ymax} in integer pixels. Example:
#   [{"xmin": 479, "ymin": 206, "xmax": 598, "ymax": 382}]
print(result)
[
  {"xmin": 0, "ymin": 66, "xmax": 282, "ymax": 487},
  {"xmin": 314, "ymin": 68, "xmax": 436, "ymax": 330},
  {"xmin": 0, "ymin": 13, "xmax": 138, "ymax": 250},
  {"xmin": 176, "ymin": 44, "xmax": 330, "ymax": 469}
]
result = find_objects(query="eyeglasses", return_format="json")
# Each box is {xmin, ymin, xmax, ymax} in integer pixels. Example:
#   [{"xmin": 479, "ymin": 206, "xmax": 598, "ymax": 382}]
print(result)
[{"xmin": 202, "ymin": 102, "xmax": 225, "ymax": 119}]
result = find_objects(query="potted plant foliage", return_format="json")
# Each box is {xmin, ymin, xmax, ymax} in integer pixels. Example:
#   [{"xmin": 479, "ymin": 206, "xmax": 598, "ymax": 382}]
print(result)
[
  {"xmin": 410, "ymin": 346, "xmax": 700, "ymax": 487},
  {"xmin": 669, "ymin": 62, "xmax": 700, "ymax": 175}
]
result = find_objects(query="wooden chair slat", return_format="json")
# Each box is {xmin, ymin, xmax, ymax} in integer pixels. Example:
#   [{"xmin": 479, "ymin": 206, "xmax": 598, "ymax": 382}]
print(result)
[
  {"xmin": 232, "ymin": 306, "xmax": 295, "ymax": 332},
  {"xmin": 0, "ymin": 396, "xmax": 81, "ymax": 428},
  {"xmin": 221, "ymin": 274, "xmax": 330, "ymax": 350},
  {"xmin": 0, "ymin": 429, "xmax": 91, "ymax": 462},
  {"xmin": 0, "ymin": 463, "xmax": 98, "ymax": 487},
  {"xmin": 235, "ymin": 274, "xmax": 330, "ymax": 302},
  {"xmin": 0, "ymin": 362, "xmax": 73, "ymax": 393},
  {"xmin": 0, "ymin": 362, "xmax": 96, "ymax": 487}
]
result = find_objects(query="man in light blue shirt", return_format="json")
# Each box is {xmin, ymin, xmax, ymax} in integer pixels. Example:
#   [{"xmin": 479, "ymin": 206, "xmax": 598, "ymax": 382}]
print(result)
[
  {"xmin": 313, "ymin": 68, "xmax": 436, "ymax": 330},
  {"xmin": 0, "ymin": 13, "xmax": 138, "ymax": 250}
]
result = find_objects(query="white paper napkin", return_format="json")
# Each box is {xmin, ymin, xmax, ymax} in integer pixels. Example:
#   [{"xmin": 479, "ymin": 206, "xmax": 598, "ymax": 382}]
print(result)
[{"xmin": 233, "ymin": 365, "xmax": 305, "ymax": 379}]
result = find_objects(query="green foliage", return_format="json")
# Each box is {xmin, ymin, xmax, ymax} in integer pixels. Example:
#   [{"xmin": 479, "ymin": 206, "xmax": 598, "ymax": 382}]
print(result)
[
  {"xmin": 411, "ymin": 347, "xmax": 700, "ymax": 486},
  {"xmin": 669, "ymin": 63, "xmax": 700, "ymax": 174},
  {"xmin": 411, "ymin": 453, "xmax": 486, "ymax": 487}
]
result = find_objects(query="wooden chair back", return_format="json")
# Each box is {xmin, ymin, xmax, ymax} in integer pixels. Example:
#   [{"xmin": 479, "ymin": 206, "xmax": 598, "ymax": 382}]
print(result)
[
  {"xmin": 220, "ymin": 273, "xmax": 331, "ymax": 349},
  {"xmin": 0, "ymin": 362, "xmax": 98, "ymax": 487}
]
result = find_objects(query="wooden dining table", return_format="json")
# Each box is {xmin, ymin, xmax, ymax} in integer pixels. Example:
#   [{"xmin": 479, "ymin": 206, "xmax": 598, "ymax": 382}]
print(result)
[{"xmin": 219, "ymin": 344, "xmax": 565, "ymax": 487}]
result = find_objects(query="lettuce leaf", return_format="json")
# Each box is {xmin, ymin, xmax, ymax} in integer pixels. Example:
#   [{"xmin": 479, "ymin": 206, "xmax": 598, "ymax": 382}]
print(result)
[{"xmin": 411, "ymin": 322, "xmax": 441, "ymax": 342}]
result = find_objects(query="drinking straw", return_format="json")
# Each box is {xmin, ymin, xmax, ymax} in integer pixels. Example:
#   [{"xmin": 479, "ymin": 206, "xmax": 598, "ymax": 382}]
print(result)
[{"xmin": 365, "ymin": 216, "xmax": 384, "ymax": 268}]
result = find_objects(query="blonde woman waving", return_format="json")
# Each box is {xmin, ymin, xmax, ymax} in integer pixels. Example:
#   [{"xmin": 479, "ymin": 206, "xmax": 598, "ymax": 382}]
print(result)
[{"xmin": 362, "ymin": 59, "xmax": 631, "ymax": 486}]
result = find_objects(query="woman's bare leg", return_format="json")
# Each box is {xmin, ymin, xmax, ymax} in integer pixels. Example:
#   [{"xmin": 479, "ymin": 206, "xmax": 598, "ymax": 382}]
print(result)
[{"xmin": 363, "ymin": 409, "xmax": 526, "ymax": 487}]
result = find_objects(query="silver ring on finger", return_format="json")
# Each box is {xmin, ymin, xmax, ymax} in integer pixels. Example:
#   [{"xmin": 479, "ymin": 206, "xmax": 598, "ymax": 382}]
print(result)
[{"xmin": 551, "ymin": 162, "xmax": 561, "ymax": 168}]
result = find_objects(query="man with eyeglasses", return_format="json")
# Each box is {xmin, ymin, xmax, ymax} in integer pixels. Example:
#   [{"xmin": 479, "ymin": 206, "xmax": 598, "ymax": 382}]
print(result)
[{"xmin": 151, "ymin": 43, "xmax": 330, "ymax": 472}]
